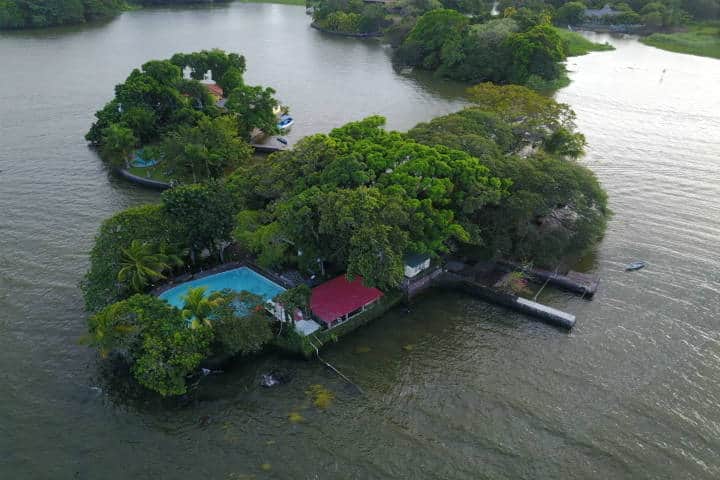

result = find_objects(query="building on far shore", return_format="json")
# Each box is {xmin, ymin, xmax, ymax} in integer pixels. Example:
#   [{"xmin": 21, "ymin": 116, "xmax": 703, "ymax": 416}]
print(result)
[{"xmin": 310, "ymin": 275, "xmax": 384, "ymax": 328}]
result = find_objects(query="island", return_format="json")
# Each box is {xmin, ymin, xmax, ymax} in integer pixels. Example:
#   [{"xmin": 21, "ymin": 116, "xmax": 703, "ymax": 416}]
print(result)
[
  {"xmin": 81, "ymin": 53, "xmax": 609, "ymax": 396},
  {"xmin": 86, "ymin": 49, "xmax": 284, "ymax": 186}
]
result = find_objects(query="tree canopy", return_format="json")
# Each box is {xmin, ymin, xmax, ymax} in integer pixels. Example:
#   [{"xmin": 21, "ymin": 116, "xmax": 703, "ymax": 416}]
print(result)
[
  {"xmin": 86, "ymin": 294, "xmax": 213, "ymax": 396},
  {"xmin": 86, "ymin": 50, "xmax": 281, "ymax": 183},
  {"xmin": 0, "ymin": 0, "xmax": 123, "ymax": 29},
  {"xmin": 407, "ymin": 84, "xmax": 607, "ymax": 264},
  {"xmin": 83, "ymin": 85, "xmax": 608, "ymax": 396},
  {"xmin": 161, "ymin": 181, "xmax": 236, "ymax": 262},
  {"xmin": 310, "ymin": 0, "xmax": 392, "ymax": 34},
  {"xmin": 228, "ymin": 115, "xmax": 508, "ymax": 289},
  {"xmin": 82, "ymin": 204, "xmax": 173, "ymax": 312}
]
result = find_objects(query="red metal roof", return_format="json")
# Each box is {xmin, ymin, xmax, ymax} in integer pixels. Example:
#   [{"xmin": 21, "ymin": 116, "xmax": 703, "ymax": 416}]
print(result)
[
  {"xmin": 204, "ymin": 83, "xmax": 224, "ymax": 97},
  {"xmin": 310, "ymin": 275, "xmax": 383, "ymax": 325}
]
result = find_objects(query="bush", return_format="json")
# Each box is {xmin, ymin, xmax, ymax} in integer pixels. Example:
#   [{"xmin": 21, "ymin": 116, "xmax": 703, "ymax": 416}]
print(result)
[
  {"xmin": 211, "ymin": 291, "xmax": 274, "ymax": 357},
  {"xmin": 87, "ymin": 294, "xmax": 212, "ymax": 396}
]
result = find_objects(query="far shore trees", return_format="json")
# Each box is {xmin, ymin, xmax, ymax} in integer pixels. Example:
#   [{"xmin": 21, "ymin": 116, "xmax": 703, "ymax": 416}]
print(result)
[
  {"xmin": 394, "ymin": 9, "xmax": 569, "ymax": 87},
  {"xmin": 310, "ymin": 0, "xmax": 392, "ymax": 34}
]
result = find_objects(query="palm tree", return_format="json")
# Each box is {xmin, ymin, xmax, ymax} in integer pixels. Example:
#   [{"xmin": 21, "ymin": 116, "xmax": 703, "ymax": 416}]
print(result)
[
  {"xmin": 117, "ymin": 240, "xmax": 173, "ymax": 293},
  {"xmin": 101, "ymin": 124, "xmax": 137, "ymax": 168},
  {"xmin": 157, "ymin": 242, "xmax": 187, "ymax": 273},
  {"xmin": 181, "ymin": 287, "xmax": 222, "ymax": 329}
]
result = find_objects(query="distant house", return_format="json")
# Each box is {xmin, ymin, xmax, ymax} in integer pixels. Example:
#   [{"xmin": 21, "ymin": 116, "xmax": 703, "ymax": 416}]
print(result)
[
  {"xmin": 584, "ymin": 4, "xmax": 621, "ymax": 19},
  {"xmin": 404, "ymin": 253, "xmax": 430, "ymax": 278},
  {"xmin": 203, "ymin": 82, "xmax": 224, "ymax": 101},
  {"xmin": 310, "ymin": 275, "xmax": 384, "ymax": 328}
]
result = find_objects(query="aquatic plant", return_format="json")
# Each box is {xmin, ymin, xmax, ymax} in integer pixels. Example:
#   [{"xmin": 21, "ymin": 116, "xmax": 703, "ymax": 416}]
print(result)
[
  {"xmin": 306, "ymin": 384, "xmax": 335, "ymax": 409},
  {"xmin": 288, "ymin": 411, "xmax": 304, "ymax": 423}
]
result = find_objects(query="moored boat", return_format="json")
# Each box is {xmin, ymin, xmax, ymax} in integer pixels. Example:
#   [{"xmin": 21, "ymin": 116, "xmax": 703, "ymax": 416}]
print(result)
[
  {"xmin": 625, "ymin": 261, "xmax": 647, "ymax": 271},
  {"xmin": 277, "ymin": 114, "xmax": 294, "ymax": 130}
]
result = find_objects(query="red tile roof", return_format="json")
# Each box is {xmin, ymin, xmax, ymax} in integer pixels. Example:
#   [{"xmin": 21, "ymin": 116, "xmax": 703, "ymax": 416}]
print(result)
[
  {"xmin": 204, "ymin": 83, "xmax": 224, "ymax": 97},
  {"xmin": 310, "ymin": 275, "xmax": 383, "ymax": 325}
]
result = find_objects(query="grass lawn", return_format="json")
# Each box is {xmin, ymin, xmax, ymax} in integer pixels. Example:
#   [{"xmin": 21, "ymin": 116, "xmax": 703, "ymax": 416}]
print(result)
[
  {"xmin": 126, "ymin": 163, "xmax": 174, "ymax": 183},
  {"xmin": 554, "ymin": 27, "xmax": 615, "ymax": 57},
  {"xmin": 640, "ymin": 22, "xmax": 720, "ymax": 59}
]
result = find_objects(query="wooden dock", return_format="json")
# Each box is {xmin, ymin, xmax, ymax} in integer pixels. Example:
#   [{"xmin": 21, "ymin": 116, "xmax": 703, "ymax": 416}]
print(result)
[
  {"xmin": 497, "ymin": 261, "xmax": 600, "ymax": 298},
  {"xmin": 251, "ymin": 143, "xmax": 286, "ymax": 154}
]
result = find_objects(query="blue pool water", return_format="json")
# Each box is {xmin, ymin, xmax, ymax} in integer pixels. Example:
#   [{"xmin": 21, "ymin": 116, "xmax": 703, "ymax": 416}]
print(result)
[
  {"xmin": 131, "ymin": 151, "xmax": 158, "ymax": 168},
  {"xmin": 159, "ymin": 267, "xmax": 285, "ymax": 309}
]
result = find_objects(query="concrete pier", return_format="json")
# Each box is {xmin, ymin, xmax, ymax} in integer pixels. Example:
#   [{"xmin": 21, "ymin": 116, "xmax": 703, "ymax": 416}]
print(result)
[
  {"xmin": 498, "ymin": 261, "xmax": 600, "ymax": 298},
  {"xmin": 436, "ymin": 273, "xmax": 576, "ymax": 329}
]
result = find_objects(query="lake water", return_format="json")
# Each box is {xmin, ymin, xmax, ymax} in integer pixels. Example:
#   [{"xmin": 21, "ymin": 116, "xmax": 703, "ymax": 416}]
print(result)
[{"xmin": 1, "ymin": 6, "xmax": 719, "ymax": 479}]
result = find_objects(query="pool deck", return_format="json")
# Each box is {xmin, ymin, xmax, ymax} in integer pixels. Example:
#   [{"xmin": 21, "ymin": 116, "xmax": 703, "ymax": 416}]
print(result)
[{"xmin": 295, "ymin": 319, "xmax": 322, "ymax": 335}]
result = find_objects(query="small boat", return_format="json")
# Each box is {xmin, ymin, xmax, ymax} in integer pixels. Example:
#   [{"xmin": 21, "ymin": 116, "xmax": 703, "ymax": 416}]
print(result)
[
  {"xmin": 625, "ymin": 261, "xmax": 646, "ymax": 271},
  {"xmin": 276, "ymin": 137, "xmax": 288, "ymax": 145},
  {"xmin": 260, "ymin": 373, "xmax": 280, "ymax": 388},
  {"xmin": 277, "ymin": 114, "xmax": 294, "ymax": 130}
]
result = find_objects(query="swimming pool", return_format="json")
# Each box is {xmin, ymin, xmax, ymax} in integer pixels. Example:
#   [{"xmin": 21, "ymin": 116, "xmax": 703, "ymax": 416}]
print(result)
[
  {"xmin": 159, "ymin": 267, "xmax": 286, "ymax": 309},
  {"xmin": 131, "ymin": 151, "xmax": 158, "ymax": 168}
]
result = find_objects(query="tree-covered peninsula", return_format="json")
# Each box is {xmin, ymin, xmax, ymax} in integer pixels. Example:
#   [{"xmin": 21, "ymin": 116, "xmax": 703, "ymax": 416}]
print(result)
[
  {"xmin": 86, "ymin": 49, "xmax": 281, "ymax": 183},
  {"xmin": 308, "ymin": 0, "xmax": 613, "ymax": 89},
  {"xmin": 82, "ymin": 83, "xmax": 608, "ymax": 396}
]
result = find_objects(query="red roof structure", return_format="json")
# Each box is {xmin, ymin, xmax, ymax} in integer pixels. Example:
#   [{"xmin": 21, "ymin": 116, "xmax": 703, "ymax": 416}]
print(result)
[
  {"xmin": 204, "ymin": 83, "xmax": 224, "ymax": 98},
  {"xmin": 310, "ymin": 275, "xmax": 384, "ymax": 325}
]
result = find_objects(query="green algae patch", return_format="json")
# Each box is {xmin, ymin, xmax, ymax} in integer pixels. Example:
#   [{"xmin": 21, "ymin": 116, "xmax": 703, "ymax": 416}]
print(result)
[
  {"xmin": 306, "ymin": 384, "xmax": 335, "ymax": 409},
  {"xmin": 288, "ymin": 411, "xmax": 304, "ymax": 423}
]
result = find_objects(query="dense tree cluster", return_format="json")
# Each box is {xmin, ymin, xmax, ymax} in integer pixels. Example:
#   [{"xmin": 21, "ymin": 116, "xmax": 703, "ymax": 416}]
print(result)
[
  {"xmin": 83, "ymin": 83, "xmax": 608, "ymax": 396},
  {"xmin": 309, "ymin": 0, "xmax": 392, "ymax": 34},
  {"xmin": 227, "ymin": 115, "xmax": 509, "ymax": 288},
  {"xmin": 82, "ymin": 182, "xmax": 265, "ymax": 396},
  {"xmin": 395, "ymin": 9, "xmax": 568, "ymax": 85},
  {"xmin": 408, "ymin": 84, "xmax": 606, "ymax": 262},
  {"xmin": 0, "ymin": 0, "xmax": 122, "ymax": 29},
  {"xmin": 86, "ymin": 50, "xmax": 279, "ymax": 182},
  {"xmin": 0, "ymin": 0, "xmax": 234, "ymax": 29}
]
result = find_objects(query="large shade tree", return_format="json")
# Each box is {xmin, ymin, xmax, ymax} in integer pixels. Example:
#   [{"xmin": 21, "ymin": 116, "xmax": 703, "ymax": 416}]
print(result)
[{"xmin": 229, "ymin": 116, "xmax": 508, "ymax": 288}]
